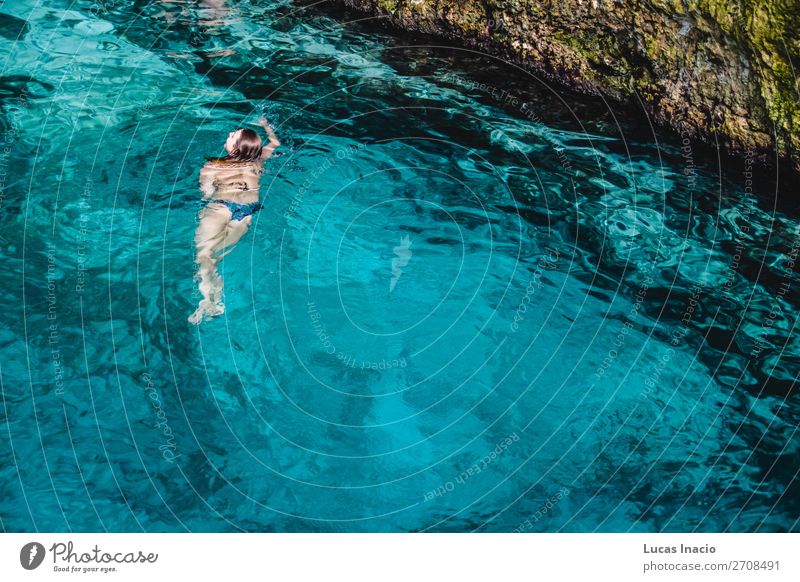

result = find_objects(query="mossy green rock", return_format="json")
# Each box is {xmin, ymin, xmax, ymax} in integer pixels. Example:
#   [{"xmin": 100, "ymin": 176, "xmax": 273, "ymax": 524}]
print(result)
[{"xmin": 337, "ymin": 0, "xmax": 799, "ymax": 166}]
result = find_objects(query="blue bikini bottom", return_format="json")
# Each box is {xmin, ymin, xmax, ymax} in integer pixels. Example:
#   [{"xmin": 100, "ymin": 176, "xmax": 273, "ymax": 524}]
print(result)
[{"xmin": 206, "ymin": 199, "xmax": 263, "ymax": 221}]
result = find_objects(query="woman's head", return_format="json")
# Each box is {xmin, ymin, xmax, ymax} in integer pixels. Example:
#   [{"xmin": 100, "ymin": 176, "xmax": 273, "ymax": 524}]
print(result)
[{"xmin": 224, "ymin": 128, "xmax": 262, "ymax": 161}]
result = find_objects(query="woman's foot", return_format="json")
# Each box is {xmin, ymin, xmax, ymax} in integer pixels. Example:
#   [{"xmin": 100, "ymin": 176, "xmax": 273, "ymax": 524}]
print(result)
[{"xmin": 188, "ymin": 299, "xmax": 225, "ymax": 324}]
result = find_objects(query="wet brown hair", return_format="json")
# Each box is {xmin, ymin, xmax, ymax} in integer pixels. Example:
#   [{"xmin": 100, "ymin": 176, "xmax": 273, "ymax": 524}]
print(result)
[{"xmin": 227, "ymin": 128, "xmax": 263, "ymax": 162}]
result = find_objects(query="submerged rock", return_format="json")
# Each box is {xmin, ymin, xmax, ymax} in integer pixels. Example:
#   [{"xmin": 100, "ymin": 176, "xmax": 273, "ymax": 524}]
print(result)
[{"xmin": 332, "ymin": 0, "xmax": 799, "ymax": 168}]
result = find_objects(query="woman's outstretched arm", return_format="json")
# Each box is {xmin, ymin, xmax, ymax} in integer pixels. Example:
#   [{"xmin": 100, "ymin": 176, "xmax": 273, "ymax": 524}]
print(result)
[{"xmin": 256, "ymin": 116, "xmax": 280, "ymax": 159}]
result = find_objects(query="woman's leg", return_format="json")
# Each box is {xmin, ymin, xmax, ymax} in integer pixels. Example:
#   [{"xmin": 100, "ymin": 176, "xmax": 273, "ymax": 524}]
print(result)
[
  {"xmin": 214, "ymin": 214, "xmax": 252, "ymax": 260},
  {"xmin": 189, "ymin": 204, "xmax": 231, "ymax": 324}
]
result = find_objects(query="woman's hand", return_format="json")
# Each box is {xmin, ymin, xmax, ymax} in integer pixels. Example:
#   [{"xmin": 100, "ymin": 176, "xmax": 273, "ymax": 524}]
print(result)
[{"xmin": 252, "ymin": 116, "xmax": 280, "ymax": 159}]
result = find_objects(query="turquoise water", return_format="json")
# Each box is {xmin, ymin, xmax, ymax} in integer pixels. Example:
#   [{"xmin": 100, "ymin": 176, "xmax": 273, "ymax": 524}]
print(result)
[{"xmin": 0, "ymin": 0, "xmax": 798, "ymax": 532}]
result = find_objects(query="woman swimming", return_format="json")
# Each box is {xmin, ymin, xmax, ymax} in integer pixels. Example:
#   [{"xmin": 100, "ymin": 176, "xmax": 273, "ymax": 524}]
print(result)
[{"xmin": 189, "ymin": 116, "xmax": 280, "ymax": 324}]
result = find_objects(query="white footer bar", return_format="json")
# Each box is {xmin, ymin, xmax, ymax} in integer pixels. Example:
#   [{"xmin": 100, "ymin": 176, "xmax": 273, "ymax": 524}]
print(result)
[{"xmin": 1, "ymin": 534, "xmax": 796, "ymax": 581}]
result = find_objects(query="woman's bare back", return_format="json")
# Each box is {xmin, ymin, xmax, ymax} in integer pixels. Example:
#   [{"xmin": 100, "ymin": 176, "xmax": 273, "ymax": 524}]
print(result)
[{"xmin": 200, "ymin": 159, "xmax": 263, "ymax": 203}]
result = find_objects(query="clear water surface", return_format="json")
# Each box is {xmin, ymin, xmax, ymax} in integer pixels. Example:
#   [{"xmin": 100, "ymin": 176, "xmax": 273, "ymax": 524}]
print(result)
[{"xmin": 0, "ymin": 0, "xmax": 798, "ymax": 532}]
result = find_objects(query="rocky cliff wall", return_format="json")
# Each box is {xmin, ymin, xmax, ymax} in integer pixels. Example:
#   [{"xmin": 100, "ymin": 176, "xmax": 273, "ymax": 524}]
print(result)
[{"xmin": 333, "ymin": 0, "xmax": 799, "ymax": 167}]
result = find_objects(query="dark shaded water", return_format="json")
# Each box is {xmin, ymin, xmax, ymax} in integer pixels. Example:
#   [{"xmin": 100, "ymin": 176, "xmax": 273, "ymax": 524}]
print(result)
[{"xmin": 0, "ymin": 0, "xmax": 797, "ymax": 532}]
